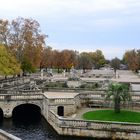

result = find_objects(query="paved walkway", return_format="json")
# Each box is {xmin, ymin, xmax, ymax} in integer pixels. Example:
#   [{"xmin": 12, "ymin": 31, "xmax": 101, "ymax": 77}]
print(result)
[{"xmin": 68, "ymin": 107, "xmax": 104, "ymax": 119}]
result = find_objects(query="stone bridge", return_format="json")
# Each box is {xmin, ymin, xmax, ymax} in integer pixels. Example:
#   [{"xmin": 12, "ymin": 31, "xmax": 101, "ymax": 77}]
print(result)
[{"xmin": 0, "ymin": 90, "xmax": 45, "ymax": 118}]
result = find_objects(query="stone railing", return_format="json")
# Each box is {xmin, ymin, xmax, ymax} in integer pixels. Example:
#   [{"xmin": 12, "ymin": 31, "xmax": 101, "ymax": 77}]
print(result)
[
  {"xmin": 0, "ymin": 77, "xmax": 30, "ymax": 89},
  {"xmin": 0, "ymin": 129, "xmax": 21, "ymax": 140},
  {"xmin": 0, "ymin": 89, "xmax": 42, "ymax": 94},
  {"xmin": 0, "ymin": 93, "xmax": 43, "ymax": 101},
  {"xmin": 79, "ymin": 90, "xmax": 140, "ymax": 108},
  {"xmin": 48, "ymin": 110, "xmax": 140, "ymax": 139},
  {"xmin": 48, "ymin": 98, "xmax": 75, "ymax": 105},
  {"xmin": 48, "ymin": 110, "xmax": 140, "ymax": 131}
]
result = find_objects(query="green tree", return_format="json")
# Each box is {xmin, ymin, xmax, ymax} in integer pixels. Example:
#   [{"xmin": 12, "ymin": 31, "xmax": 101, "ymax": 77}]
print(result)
[
  {"xmin": 0, "ymin": 44, "xmax": 21, "ymax": 76},
  {"xmin": 110, "ymin": 57, "xmax": 121, "ymax": 75},
  {"xmin": 106, "ymin": 83, "xmax": 131, "ymax": 113},
  {"xmin": 21, "ymin": 57, "xmax": 35, "ymax": 74},
  {"xmin": 94, "ymin": 50, "xmax": 105, "ymax": 69},
  {"xmin": 78, "ymin": 52, "xmax": 92, "ymax": 71}
]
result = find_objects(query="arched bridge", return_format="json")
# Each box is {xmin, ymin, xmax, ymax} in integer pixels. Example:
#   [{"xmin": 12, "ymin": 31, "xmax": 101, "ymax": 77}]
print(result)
[{"xmin": 0, "ymin": 90, "xmax": 45, "ymax": 118}]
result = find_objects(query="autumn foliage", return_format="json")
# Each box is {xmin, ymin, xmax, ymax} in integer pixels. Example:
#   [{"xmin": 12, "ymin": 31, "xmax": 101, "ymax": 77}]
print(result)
[
  {"xmin": 123, "ymin": 49, "xmax": 140, "ymax": 72},
  {"xmin": 0, "ymin": 17, "xmax": 46, "ymax": 74},
  {"xmin": 0, "ymin": 17, "xmax": 139, "ymax": 76}
]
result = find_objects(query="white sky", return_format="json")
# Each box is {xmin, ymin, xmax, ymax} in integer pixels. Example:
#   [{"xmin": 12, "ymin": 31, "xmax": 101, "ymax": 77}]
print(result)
[{"xmin": 1, "ymin": 0, "xmax": 140, "ymax": 59}]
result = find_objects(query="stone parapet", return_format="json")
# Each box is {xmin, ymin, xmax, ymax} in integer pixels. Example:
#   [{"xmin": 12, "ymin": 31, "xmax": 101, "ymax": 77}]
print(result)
[
  {"xmin": 48, "ymin": 110, "xmax": 140, "ymax": 140},
  {"xmin": 0, "ymin": 129, "xmax": 21, "ymax": 140}
]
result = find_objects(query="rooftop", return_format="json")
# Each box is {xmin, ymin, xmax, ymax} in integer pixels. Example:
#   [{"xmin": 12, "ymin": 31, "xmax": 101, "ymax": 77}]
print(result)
[{"xmin": 44, "ymin": 91, "xmax": 79, "ymax": 99}]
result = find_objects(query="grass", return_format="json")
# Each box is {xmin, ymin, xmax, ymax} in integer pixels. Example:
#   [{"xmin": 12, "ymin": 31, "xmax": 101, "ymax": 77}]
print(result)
[{"xmin": 82, "ymin": 110, "xmax": 140, "ymax": 123}]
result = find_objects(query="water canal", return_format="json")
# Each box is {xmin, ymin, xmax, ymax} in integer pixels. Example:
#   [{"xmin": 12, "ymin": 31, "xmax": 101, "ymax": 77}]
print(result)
[
  {"xmin": 0, "ymin": 104, "xmax": 96, "ymax": 140},
  {"xmin": 0, "ymin": 117, "xmax": 98, "ymax": 140}
]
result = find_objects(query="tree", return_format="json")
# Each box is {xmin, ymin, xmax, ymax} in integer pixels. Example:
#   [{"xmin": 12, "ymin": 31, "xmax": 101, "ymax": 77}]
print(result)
[
  {"xmin": 53, "ymin": 50, "xmax": 63, "ymax": 73},
  {"xmin": 78, "ymin": 52, "xmax": 92, "ymax": 71},
  {"xmin": 0, "ymin": 17, "xmax": 47, "ymax": 72},
  {"xmin": 61, "ymin": 50, "xmax": 77, "ymax": 71},
  {"xmin": 0, "ymin": 19, "xmax": 10, "ymax": 46},
  {"xmin": 9, "ymin": 17, "xmax": 25, "ymax": 61},
  {"xmin": 0, "ymin": 44, "xmax": 21, "ymax": 76},
  {"xmin": 77, "ymin": 50, "xmax": 105, "ymax": 70},
  {"xmin": 21, "ymin": 18, "xmax": 46, "ymax": 69},
  {"xmin": 93, "ymin": 50, "xmax": 105, "ymax": 69},
  {"xmin": 110, "ymin": 57, "xmax": 121, "ymax": 74},
  {"xmin": 40, "ymin": 46, "xmax": 54, "ymax": 69},
  {"xmin": 106, "ymin": 83, "xmax": 131, "ymax": 113},
  {"xmin": 21, "ymin": 57, "xmax": 35, "ymax": 74},
  {"xmin": 123, "ymin": 49, "xmax": 139, "ymax": 72}
]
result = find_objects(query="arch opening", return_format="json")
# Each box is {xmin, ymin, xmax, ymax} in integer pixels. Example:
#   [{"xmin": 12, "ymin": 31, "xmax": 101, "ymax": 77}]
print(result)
[
  {"xmin": 57, "ymin": 106, "xmax": 64, "ymax": 116},
  {"xmin": 0, "ymin": 108, "xmax": 3, "ymax": 122},
  {"xmin": 12, "ymin": 104, "xmax": 41, "ymax": 123}
]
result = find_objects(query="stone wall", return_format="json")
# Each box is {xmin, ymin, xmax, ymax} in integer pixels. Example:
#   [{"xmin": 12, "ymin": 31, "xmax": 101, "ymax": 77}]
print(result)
[
  {"xmin": 46, "ymin": 95, "xmax": 81, "ymax": 117},
  {"xmin": 48, "ymin": 110, "xmax": 140, "ymax": 140}
]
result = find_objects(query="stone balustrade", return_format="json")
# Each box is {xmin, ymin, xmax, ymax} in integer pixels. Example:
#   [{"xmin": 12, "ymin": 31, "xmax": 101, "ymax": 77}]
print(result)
[
  {"xmin": 0, "ymin": 93, "xmax": 43, "ymax": 101},
  {"xmin": 0, "ymin": 89, "xmax": 42, "ymax": 94},
  {"xmin": 10, "ymin": 94, "xmax": 43, "ymax": 100},
  {"xmin": 48, "ymin": 98, "xmax": 75, "ymax": 105},
  {"xmin": 49, "ymin": 110, "xmax": 140, "ymax": 131},
  {"xmin": 131, "ymin": 95, "xmax": 140, "ymax": 101},
  {"xmin": 48, "ymin": 110, "xmax": 140, "ymax": 139}
]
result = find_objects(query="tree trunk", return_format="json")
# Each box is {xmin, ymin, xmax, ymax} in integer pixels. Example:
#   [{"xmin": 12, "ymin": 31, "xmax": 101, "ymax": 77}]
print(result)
[
  {"xmin": 114, "ymin": 96, "xmax": 120, "ymax": 113},
  {"xmin": 58, "ymin": 68, "xmax": 60, "ymax": 73}
]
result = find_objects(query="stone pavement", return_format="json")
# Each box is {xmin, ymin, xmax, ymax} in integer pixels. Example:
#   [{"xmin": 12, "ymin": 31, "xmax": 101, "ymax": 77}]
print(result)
[{"xmin": 68, "ymin": 107, "xmax": 104, "ymax": 119}]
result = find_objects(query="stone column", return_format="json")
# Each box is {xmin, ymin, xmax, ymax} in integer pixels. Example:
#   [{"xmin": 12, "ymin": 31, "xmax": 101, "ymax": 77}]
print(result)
[{"xmin": 41, "ymin": 69, "xmax": 43, "ymax": 80}]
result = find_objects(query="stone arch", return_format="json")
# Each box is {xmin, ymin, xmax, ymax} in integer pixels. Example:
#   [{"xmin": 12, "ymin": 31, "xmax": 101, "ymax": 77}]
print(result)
[
  {"xmin": 13, "ymin": 102, "xmax": 42, "ymax": 111},
  {"xmin": 57, "ymin": 106, "xmax": 64, "ymax": 116},
  {"xmin": 12, "ymin": 103, "xmax": 42, "ymax": 120}
]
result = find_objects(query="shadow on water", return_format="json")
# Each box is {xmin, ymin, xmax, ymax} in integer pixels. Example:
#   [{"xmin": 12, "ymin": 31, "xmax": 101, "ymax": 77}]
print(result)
[
  {"xmin": 0, "ymin": 108, "xmax": 3, "ymax": 126},
  {"xmin": 12, "ymin": 104, "xmax": 41, "ymax": 125},
  {"xmin": 0, "ymin": 104, "xmax": 109, "ymax": 140}
]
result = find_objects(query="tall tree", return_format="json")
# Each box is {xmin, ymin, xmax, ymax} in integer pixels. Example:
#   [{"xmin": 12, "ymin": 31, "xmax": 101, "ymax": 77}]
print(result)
[
  {"xmin": 9, "ymin": 17, "xmax": 25, "ymax": 61},
  {"xmin": 0, "ymin": 19, "xmax": 10, "ymax": 46},
  {"xmin": 94, "ymin": 50, "xmax": 105, "ymax": 69},
  {"xmin": 78, "ymin": 52, "xmax": 92, "ymax": 71},
  {"xmin": 123, "ymin": 49, "xmax": 139, "ymax": 72},
  {"xmin": 21, "ymin": 18, "xmax": 46, "ymax": 69},
  {"xmin": 53, "ymin": 50, "xmax": 63, "ymax": 73},
  {"xmin": 61, "ymin": 50, "xmax": 77, "ymax": 71},
  {"xmin": 110, "ymin": 57, "xmax": 121, "ymax": 73},
  {"xmin": 40, "ymin": 46, "xmax": 53, "ymax": 69},
  {"xmin": 9, "ymin": 17, "xmax": 47, "ymax": 72}
]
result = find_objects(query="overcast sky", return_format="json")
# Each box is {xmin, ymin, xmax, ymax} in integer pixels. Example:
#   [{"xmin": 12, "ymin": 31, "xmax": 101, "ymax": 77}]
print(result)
[{"xmin": 1, "ymin": 0, "xmax": 140, "ymax": 59}]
